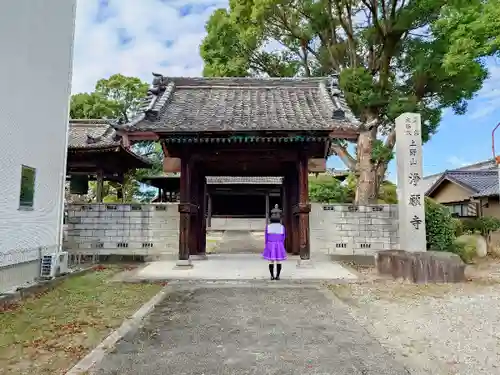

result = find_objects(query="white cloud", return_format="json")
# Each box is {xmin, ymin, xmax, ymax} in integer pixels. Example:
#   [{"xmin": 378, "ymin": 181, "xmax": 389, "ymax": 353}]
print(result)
[
  {"xmin": 447, "ymin": 156, "xmax": 471, "ymax": 168},
  {"xmin": 71, "ymin": 0, "xmax": 228, "ymax": 94},
  {"xmin": 468, "ymin": 62, "xmax": 500, "ymax": 119},
  {"xmin": 72, "ymin": 1, "xmax": 500, "ymax": 111}
]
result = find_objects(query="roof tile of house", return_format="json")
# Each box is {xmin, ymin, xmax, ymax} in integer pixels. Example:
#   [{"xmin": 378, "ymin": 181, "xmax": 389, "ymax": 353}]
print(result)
[
  {"xmin": 68, "ymin": 119, "xmax": 154, "ymax": 167},
  {"xmin": 116, "ymin": 74, "xmax": 360, "ymax": 134},
  {"xmin": 442, "ymin": 170, "xmax": 498, "ymax": 197},
  {"xmin": 68, "ymin": 119, "xmax": 120, "ymax": 149},
  {"xmin": 423, "ymin": 159, "xmax": 497, "ymax": 195}
]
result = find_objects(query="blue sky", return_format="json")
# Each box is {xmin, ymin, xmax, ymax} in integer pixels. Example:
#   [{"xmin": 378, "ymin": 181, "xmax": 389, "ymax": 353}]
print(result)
[{"xmin": 72, "ymin": 0, "xmax": 500, "ymax": 180}]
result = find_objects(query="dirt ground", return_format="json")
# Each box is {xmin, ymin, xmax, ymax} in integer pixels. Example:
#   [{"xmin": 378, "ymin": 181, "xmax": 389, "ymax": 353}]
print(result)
[
  {"xmin": 330, "ymin": 257, "xmax": 500, "ymax": 375},
  {"xmin": 0, "ymin": 266, "xmax": 162, "ymax": 375}
]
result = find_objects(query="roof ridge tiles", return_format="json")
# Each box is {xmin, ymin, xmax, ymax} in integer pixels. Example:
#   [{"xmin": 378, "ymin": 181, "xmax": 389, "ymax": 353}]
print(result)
[{"xmin": 116, "ymin": 73, "xmax": 361, "ymax": 135}]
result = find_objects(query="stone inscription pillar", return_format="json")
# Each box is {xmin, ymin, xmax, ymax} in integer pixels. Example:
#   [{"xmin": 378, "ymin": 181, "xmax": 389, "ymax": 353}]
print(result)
[{"xmin": 395, "ymin": 113, "xmax": 427, "ymax": 252}]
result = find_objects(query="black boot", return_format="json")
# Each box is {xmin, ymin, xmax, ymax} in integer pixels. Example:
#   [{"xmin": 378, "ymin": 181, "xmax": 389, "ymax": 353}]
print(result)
[
  {"xmin": 276, "ymin": 264, "xmax": 282, "ymax": 280},
  {"xmin": 269, "ymin": 264, "xmax": 275, "ymax": 280}
]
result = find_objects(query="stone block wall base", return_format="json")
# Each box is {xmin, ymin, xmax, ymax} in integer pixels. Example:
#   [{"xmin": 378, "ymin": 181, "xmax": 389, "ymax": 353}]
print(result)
[
  {"xmin": 174, "ymin": 259, "xmax": 193, "ymax": 269},
  {"xmin": 296, "ymin": 259, "xmax": 314, "ymax": 268},
  {"xmin": 190, "ymin": 254, "xmax": 208, "ymax": 260}
]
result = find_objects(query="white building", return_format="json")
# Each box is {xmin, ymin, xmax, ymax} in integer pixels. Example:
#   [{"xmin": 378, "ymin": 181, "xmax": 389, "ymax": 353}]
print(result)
[{"xmin": 0, "ymin": 0, "xmax": 77, "ymax": 292}]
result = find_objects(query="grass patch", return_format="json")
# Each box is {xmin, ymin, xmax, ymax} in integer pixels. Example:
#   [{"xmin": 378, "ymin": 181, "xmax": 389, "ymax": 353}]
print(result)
[
  {"xmin": 0, "ymin": 266, "xmax": 162, "ymax": 375},
  {"xmin": 206, "ymin": 238, "xmax": 222, "ymax": 254}
]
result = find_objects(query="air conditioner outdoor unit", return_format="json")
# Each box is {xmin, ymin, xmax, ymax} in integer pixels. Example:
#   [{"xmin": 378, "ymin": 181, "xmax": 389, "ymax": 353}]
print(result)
[{"xmin": 40, "ymin": 252, "xmax": 69, "ymax": 278}]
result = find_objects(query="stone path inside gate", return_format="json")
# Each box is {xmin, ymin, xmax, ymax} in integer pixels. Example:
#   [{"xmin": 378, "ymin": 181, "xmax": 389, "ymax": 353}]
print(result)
[
  {"xmin": 135, "ymin": 230, "xmax": 357, "ymax": 282},
  {"xmin": 89, "ymin": 285, "xmax": 412, "ymax": 375}
]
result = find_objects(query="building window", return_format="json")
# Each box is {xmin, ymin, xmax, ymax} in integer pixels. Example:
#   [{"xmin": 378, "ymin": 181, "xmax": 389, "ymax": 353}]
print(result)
[
  {"xmin": 445, "ymin": 203, "xmax": 477, "ymax": 218},
  {"xmin": 19, "ymin": 165, "xmax": 36, "ymax": 209}
]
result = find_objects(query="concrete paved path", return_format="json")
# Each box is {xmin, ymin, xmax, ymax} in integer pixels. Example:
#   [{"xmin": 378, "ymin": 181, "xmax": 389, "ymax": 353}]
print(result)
[
  {"xmin": 137, "ymin": 253, "xmax": 357, "ymax": 281},
  {"xmin": 90, "ymin": 285, "xmax": 410, "ymax": 375},
  {"xmin": 135, "ymin": 230, "xmax": 357, "ymax": 282}
]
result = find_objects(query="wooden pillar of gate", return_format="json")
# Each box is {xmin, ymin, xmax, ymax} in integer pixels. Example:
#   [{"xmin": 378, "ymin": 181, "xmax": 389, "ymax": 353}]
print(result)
[
  {"xmin": 282, "ymin": 172, "xmax": 292, "ymax": 253},
  {"xmin": 198, "ymin": 174, "xmax": 207, "ymax": 255},
  {"xmin": 206, "ymin": 193, "xmax": 212, "ymax": 228},
  {"xmin": 289, "ymin": 164, "xmax": 300, "ymax": 255},
  {"xmin": 265, "ymin": 192, "xmax": 270, "ymax": 225},
  {"xmin": 296, "ymin": 151, "xmax": 311, "ymax": 259},
  {"xmin": 178, "ymin": 156, "xmax": 193, "ymax": 261},
  {"xmin": 95, "ymin": 169, "xmax": 104, "ymax": 203},
  {"xmin": 189, "ymin": 166, "xmax": 200, "ymax": 256}
]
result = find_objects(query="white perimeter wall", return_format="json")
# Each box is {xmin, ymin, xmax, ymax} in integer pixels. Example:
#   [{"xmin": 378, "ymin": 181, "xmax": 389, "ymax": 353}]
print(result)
[{"xmin": 0, "ymin": 0, "xmax": 76, "ymax": 277}]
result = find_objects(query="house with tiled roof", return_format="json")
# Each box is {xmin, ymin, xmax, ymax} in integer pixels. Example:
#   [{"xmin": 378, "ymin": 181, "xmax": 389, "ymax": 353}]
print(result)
[
  {"xmin": 422, "ymin": 159, "xmax": 496, "ymax": 194},
  {"xmin": 424, "ymin": 163, "xmax": 500, "ymax": 247}
]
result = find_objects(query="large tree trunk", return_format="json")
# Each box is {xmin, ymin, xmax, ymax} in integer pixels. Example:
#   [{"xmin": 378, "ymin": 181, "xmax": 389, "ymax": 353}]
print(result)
[{"xmin": 355, "ymin": 129, "xmax": 377, "ymax": 205}]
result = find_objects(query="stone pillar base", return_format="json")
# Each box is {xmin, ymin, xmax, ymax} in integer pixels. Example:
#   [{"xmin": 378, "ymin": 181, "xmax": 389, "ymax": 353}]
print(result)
[
  {"xmin": 190, "ymin": 254, "xmax": 208, "ymax": 260},
  {"xmin": 296, "ymin": 259, "xmax": 314, "ymax": 268},
  {"xmin": 174, "ymin": 259, "xmax": 193, "ymax": 269}
]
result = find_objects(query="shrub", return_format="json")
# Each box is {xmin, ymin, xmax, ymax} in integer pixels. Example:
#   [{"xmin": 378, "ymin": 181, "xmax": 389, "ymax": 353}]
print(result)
[
  {"xmin": 308, "ymin": 177, "xmax": 349, "ymax": 203},
  {"xmin": 461, "ymin": 216, "xmax": 500, "ymax": 254},
  {"xmin": 425, "ymin": 197, "xmax": 456, "ymax": 251},
  {"xmin": 462, "ymin": 216, "xmax": 500, "ymax": 237},
  {"xmin": 453, "ymin": 236, "xmax": 477, "ymax": 264},
  {"xmin": 452, "ymin": 218, "xmax": 464, "ymax": 237}
]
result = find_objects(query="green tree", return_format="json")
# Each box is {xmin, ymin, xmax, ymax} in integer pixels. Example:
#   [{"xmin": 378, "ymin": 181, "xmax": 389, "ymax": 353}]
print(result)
[
  {"xmin": 70, "ymin": 74, "xmax": 149, "ymax": 123},
  {"xmin": 70, "ymin": 74, "xmax": 162, "ymax": 202},
  {"xmin": 200, "ymin": 0, "xmax": 491, "ymax": 204},
  {"xmin": 69, "ymin": 92, "xmax": 117, "ymax": 119},
  {"xmin": 378, "ymin": 181, "xmax": 398, "ymax": 204},
  {"xmin": 434, "ymin": 0, "xmax": 500, "ymax": 75},
  {"xmin": 94, "ymin": 74, "xmax": 149, "ymax": 123},
  {"xmin": 308, "ymin": 175, "xmax": 349, "ymax": 203}
]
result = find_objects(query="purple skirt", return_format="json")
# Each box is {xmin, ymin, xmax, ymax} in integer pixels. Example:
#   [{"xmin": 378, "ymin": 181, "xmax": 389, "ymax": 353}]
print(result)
[{"xmin": 262, "ymin": 241, "xmax": 287, "ymax": 261}]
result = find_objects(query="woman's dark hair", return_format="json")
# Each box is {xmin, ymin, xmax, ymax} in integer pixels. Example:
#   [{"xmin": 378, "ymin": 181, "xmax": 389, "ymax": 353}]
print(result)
[{"xmin": 269, "ymin": 215, "xmax": 281, "ymax": 223}]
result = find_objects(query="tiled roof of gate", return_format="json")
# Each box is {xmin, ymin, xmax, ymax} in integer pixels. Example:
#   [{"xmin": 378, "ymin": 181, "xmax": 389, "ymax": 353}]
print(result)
[
  {"xmin": 116, "ymin": 74, "xmax": 361, "ymax": 134},
  {"xmin": 68, "ymin": 119, "xmax": 120, "ymax": 149},
  {"xmin": 426, "ymin": 169, "xmax": 498, "ymax": 197}
]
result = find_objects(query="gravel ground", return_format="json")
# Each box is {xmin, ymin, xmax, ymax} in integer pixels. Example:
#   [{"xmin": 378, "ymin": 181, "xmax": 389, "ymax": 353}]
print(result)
[{"xmin": 329, "ymin": 260, "xmax": 500, "ymax": 375}]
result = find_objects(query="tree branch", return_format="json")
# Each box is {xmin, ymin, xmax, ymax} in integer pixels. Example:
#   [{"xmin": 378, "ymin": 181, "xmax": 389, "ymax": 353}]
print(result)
[
  {"xmin": 361, "ymin": 0, "xmax": 385, "ymax": 37},
  {"xmin": 333, "ymin": 0, "xmax": 357, "ymax": 66},
  {"xmin": 300, "ymin": 42, "xmax": 311, "ymax": 76},
  {"xmin": 330, "ymin": 141, "xmax": 357, "ymax": 170}
]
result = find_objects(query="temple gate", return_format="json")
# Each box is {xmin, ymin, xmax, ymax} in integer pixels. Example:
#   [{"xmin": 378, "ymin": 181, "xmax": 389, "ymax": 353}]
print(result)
[{"xmin": 115, "ymin": 75, "xmax": 359, "ymax": 266}]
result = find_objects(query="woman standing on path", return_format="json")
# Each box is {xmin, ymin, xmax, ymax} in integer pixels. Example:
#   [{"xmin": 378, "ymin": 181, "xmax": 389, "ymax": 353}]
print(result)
[{"xmin": 262, "ymin": 207, "xmax": 287, "ymax": 280}]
